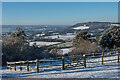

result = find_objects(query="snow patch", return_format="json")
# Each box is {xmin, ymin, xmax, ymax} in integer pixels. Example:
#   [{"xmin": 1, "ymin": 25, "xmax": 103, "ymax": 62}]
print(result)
[
  {"xmin": 29, "ymin": 41, "xmax": 61, "ymax": 46},
  {"xmin": 72, "ymin": 25, "xmax": 89, "ymax": 30}
]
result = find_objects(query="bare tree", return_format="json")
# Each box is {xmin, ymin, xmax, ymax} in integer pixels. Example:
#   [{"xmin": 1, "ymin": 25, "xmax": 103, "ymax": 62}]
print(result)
[{"xmin": 72, "ymin": 31, "xmax": 98, "ymax": 55}]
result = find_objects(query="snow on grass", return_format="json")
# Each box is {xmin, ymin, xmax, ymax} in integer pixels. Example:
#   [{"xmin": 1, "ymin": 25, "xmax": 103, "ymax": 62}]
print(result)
[
  {"xmin": 86, "ymin": 55, "xmax": 118, "ymax": 67},
  {"xmin": 53, "ymin": 42, "xmax": 72, "ymax": 48},
  {"xmin": 29, "ymin": 41, "xmax": 61, "ymax": 46},
  {"xmin": 1, "ymin": 55, "xmax": 120, "ymax": 78},
  {"xmin": 61, "ymin": 48, "xmax": 73, "ymax": 55}
]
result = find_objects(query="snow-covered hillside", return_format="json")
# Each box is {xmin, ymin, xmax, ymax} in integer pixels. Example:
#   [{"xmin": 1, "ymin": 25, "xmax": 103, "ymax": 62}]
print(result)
[
  {"xmin": 1, "ymin": 55, "xmax": 120, "ymax": 78},
  {"xmin": 72, "ymin": 25, "xmax": 89, "ymax": 30}
]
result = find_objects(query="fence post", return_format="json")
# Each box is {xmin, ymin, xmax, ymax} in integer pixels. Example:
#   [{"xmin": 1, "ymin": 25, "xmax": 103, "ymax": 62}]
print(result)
[
  {"xmin": 50, "ymin": 61, "xmax": 52, "ymax": 64},
  {"xmin": 14, "ymin": 63, "xmax": 16, "ymax": 71},
  {"xmin": 36, "ymin": 59, "xmax": 39, "ymax": 73},
  {"xmin": 62, "ymin": 57, "xmax": 65, "ymax": 70},
  {"xmin": 92, "ymin": 53, "xmax": 95, "ymax": 56},
  {"xmin": 10, "ymin": 64, "xmax": 12, "ymax": 70},
  {"xmin": 20, "ymin": 62, "xmax": 22, "ymax": 71},
  {"xmin": 117, "ymin": 51, "xmax": 119, "ymax": 63},
  {"xmin": 83, "ymin": 54, "xmax": 86, "ymax": 68},
  {"xmin": 27, "ymin": 60, "xmax": 29, "ymax": 71},
  {"xmin": 102, "ymin": 52, "xmax": 104, "ymax": 65},
  {"xmin": 23, "ymin": 62, "xmax": 24, "ymax": 66},
  {"xmin": 110, "ymin": 51, "xmax": 112, "ymax": 55},
  {"xmin": 6, "ymin": 61, "xmax": 8, "ymax": 70}
]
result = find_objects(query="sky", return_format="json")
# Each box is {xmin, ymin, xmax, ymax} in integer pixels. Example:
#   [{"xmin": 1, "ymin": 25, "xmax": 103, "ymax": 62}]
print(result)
[
  {"xmin": 2, "ymin": 2, "xmax": 118, "ymax": 25},
  {"xmin": 1, "ymin": 0, "xmax": 120, "ymax": 2}
]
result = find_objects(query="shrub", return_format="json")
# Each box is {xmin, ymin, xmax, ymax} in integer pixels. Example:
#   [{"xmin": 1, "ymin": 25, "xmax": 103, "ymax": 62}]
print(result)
[
  {"xmin": 72, "ymin": 31, "xmax": 98, "ymax": 55},
  {"xmin": 98, "ymin": 26, "xmax": 120, "ymax": 49},
  {"xmin": 2, "ymin": 28, "xmax": 50, "ymax": 65}
]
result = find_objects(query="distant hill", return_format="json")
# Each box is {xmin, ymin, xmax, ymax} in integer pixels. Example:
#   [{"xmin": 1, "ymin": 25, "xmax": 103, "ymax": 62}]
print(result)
[
  {"xmin": 62, "ymin": 22, "xmax": 119, "ymax": 37},
  {"xmin": 69, "ymin": 22, "xmax": 111, "ymax": 28}
]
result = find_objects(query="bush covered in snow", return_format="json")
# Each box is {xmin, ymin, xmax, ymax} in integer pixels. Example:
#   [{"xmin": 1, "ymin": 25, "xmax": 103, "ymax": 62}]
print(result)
[
  {"xmin": 2, "ymin": 28, "xmax": 52, "ymax": 65},
  {"xmin": 99, "ymin": 26, "xmax": 120, "ymax": 49}
]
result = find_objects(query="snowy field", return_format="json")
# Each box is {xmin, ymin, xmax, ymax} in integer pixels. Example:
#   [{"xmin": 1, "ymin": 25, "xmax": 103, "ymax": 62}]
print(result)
[
  {"xmin": 44, "ymin": 35, "xmax": 75, "ymax": 40},
  {"xmin": 29, "ymin": 41, "xmax": 61, "ymax": 46},
  {"xmin": 1, "ymin": 55, "xmax": 120, "ymax": 78},
  {"xmin": 1, "ymin": 62, "xmax": 120, "ymax": 78}
]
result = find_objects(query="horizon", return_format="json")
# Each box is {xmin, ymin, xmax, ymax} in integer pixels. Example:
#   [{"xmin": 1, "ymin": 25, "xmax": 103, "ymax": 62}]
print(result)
[
  {"xmin": 2, "ymin": 2, "xmax": 118, "ymax": 25},
  {"xmin": 1, "ymin": 21, "xmax": 119, "ymax": 26}
]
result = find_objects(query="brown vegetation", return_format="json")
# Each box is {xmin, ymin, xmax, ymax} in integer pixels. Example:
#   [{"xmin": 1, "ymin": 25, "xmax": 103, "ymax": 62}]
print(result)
[
  {"xmin": 72, "ymin": 39, "xmax": 98, "ymax": 55},
  {"xmin": 71, "ymin": 31, "xmax": 98, "ymax": 55}
]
